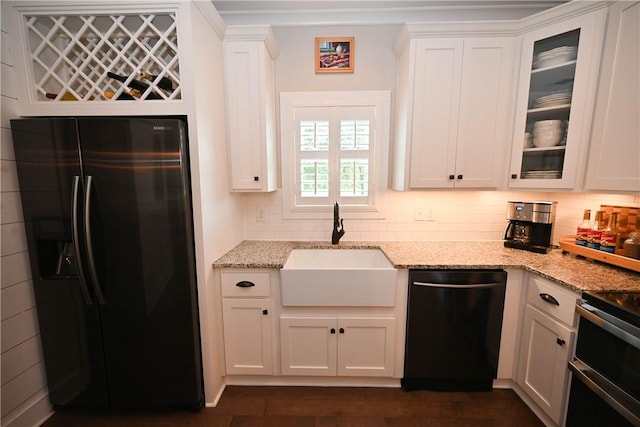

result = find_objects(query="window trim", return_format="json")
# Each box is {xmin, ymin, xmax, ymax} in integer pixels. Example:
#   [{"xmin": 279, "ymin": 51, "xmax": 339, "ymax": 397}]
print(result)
[{"xmin": 280, "ymin": 90, "xmax": 390, "ymax": 220}]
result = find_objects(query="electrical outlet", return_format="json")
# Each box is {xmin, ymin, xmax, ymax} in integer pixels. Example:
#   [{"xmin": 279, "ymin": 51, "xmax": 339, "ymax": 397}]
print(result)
[
  {"xmin": 425, "ymin": 209, "xmax": 436, "ymax": 221},
  {"xmin": 414, "ymin": 205, "xmax": 426, "ymax": 221},
  {"xmin": 257, "ymin": 207, "xmax": 265, "ymax": 222}
]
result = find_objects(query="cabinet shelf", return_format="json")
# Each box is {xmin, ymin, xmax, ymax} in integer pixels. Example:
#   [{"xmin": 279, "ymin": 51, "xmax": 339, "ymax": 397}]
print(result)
[{"xmin": 523, "ymin": 146, "xmax": 566, "ymax": 153}]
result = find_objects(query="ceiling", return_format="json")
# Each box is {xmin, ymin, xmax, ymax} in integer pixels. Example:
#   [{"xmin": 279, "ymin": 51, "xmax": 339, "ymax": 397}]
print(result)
[{"xmin": 211, "ymin": 1, "xmax": 571, "ymax": 26}]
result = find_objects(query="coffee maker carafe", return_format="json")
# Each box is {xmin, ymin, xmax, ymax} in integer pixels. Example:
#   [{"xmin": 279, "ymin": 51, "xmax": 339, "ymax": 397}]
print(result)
[{"xmin": 504, "ymin": 201, "xmax": 557, "ymax": 254}]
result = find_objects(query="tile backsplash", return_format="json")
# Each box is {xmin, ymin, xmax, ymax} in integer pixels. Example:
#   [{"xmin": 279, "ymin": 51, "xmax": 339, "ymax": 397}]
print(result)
[{"xmin": 243, "ymin": 190, "xmax": 639, "ymax": 244}]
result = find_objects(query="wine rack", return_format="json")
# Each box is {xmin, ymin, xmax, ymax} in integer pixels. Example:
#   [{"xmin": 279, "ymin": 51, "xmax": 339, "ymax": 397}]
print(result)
[{"xmin": 23, "ymin": 12, "xmax": 181, "ymax": 102}]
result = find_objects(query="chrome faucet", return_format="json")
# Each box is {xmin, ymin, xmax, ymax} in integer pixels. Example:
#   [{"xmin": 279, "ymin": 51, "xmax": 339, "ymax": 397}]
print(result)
[{"xmin": 332, "ymin": 201, "xmax": 345, "ymax": 244}]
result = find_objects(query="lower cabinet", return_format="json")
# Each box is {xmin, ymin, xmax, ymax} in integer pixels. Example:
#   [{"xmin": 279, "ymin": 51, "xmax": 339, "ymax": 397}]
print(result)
[
  {"xmin": 280, "ymin": 316, "xmax": 396, "ymax": 377},
  {"xmin": 222, "ymin": 299, "xmax": 273, "ymax": 375},
  {"xmin": 516, "ymin": 275, "xmax": 578, "ymax": 425},
  {"xmin": 220, "ymin": 271, "xmax": 274, "ymax": 375}
]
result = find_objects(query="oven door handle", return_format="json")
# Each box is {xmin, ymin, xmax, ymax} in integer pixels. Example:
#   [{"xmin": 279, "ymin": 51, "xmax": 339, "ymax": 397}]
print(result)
[
  {"xmin": 569, "ymin": 358, "xmax": 640, "ymax": 425},
  {"xmin": 576, "ymin": 302, "xmax": 640, "ymax": 350}
]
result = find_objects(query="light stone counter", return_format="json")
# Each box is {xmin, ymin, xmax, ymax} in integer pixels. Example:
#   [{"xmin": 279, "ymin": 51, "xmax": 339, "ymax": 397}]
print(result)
[{"xmin": 212, "ymin": 240, "xmax": 640, "ymax": 293}]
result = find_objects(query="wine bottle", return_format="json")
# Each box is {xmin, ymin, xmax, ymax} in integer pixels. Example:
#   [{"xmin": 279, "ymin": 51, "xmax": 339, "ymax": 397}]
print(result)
[
  {"xmin": 107, "ymin": 71, "xmax": 150, "ymax": 92},
  {"xmin": 46, "ymin": 92, "xmax": 78, "ymax": 101},
  {"xmin": 586, "ymin": 210, "xmax": 604, "ymax": 250},
  {"xmin": 575, "ymin": 209, "xmax": 591, "ymax": 246},
  {"xmin": 140, "ymin": 71, "xmax": 175, "ymax": 91},
  {"xmin": 104, "ymin": 90, "xmax": 136, "ymax": 100},
  {"xmin": 599, "ymin": 212, "xmax": 619, "ymax": 254}
]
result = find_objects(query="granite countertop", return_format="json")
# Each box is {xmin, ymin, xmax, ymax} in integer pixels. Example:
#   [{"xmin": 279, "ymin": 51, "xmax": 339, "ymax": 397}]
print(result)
[{"xmin": 212, "ymin": 240, "xmax": 640, "ymax": 293}]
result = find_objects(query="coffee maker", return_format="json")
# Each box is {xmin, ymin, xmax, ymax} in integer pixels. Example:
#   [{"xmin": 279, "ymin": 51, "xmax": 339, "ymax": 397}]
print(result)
[{"xmin": 504, "ymin": 201, "xmax": 557, "ymax": 254}]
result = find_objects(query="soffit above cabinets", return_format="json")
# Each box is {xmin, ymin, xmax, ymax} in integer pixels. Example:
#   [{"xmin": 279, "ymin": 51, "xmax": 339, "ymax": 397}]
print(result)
[{"xmin": 211, "ymin": 1, "xmax": 570, "ymax": 26}]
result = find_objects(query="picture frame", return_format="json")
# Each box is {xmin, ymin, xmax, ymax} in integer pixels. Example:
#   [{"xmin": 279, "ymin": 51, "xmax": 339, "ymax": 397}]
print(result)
[{"xmin": 315, "ymin": 37, "xmax": 354, "ymax": 73}]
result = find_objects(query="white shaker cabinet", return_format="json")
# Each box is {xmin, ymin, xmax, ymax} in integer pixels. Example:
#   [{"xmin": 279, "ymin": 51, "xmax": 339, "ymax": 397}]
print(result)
[
  {"xmin": 516, "ymin": 275, "xmax": 579, "ymax": 426},
  {"xmin": 220, "ymin": 271, "xmax": 274, "ymax": 375},
  {"xmin": 280, "ymin": 316, "xmax": 396, "ymax": 377},
  {"xmin": 393, "ymin": 28, "xmax": 514, "ymax": 190},
  {"xmin": 508, "ymin": 6, "xmax": 607, "ymax": 189},
  {"xmin": 585, "ymin": 1, "xmax": 640, "ymax": 193},
  {"xmin": 223, "ymin": 26, "xmax": 278, "ymax": 192}
]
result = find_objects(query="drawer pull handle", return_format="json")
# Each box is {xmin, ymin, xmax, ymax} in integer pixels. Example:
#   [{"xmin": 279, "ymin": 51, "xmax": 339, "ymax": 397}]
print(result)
[
  {"xmin": 557, "ymin": 338, "xmax": 565, "ymax": 346},
  {"xmin": 236, "ymin": 280, "xmax": 256, "ymax": 288},
  {"xmin": 539, "ymin": 293, "xmax": 559, "ymax": 306}
]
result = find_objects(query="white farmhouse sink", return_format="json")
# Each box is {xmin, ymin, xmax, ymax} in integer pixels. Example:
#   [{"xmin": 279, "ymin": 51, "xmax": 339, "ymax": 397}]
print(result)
[{"xmin": 280, "ymin": 248, "xmax": 398, "ymax": 306}]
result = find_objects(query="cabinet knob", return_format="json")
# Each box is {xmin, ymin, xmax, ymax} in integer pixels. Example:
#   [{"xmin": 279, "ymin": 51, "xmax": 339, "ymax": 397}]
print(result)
[
  {"xmin": 339, "ymin": 328, "xmax": 345, "ymax": 334},
  {"xmin": 449, "ymin": 175, "xmax": 455, "ymax": 180},
  {"xmin": 330, "ymin": 328, "xmax": 336, "ymax": 334},
  {"xmin": 254, "ymin": 176, "xmax": 259, "ymax": 181},
  {"xmin": 262, "ymin": 309, "xmax": 268, "ymax": 315},
  {"xmin": 556, "ymin": 338, "xmax": 566, "ymax": 346},
  {"xmin": 511, "ymin": 174, "xmax": 518, "ymax": 179},
  {"xmin": 457, "ymin": 174, "xmax": 463, "ymax": 180}
]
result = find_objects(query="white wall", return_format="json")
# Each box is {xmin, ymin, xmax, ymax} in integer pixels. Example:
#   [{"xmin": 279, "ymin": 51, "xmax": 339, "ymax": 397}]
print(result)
[
  {"xmin": 243, "ymin": 24, "xmax": 640, "ymax": 243},
  {"xmin": 0, "ymin": 4, "xmax": 53, "ymax": 426}
]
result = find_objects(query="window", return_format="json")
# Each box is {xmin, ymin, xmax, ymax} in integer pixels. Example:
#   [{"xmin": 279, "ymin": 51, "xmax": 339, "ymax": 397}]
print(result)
[{"xmin": 281, "ymin": 91, "xmax": 390, "ymax": 219}]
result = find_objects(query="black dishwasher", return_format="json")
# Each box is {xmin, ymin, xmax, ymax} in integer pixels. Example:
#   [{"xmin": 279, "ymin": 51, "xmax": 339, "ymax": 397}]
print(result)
[{"xmin": 402, "ymin": 269, "xmax": 507, "ymax": 391}]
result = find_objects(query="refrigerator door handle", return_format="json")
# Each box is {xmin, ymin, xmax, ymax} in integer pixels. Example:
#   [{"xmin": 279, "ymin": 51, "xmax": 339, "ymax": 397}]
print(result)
[
  {"xmin": 71, "ymin": 176, "xmax": 93, "ymax": 305},
  {"xmin": 84, "ymin": 175, "xmax": 106, "ymax": 304}
]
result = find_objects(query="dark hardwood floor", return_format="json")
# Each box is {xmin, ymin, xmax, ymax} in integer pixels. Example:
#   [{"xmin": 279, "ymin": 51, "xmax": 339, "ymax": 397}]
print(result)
[{"xmin": 41, "ymin": 385, "xmax": 544, "ymax": 427}]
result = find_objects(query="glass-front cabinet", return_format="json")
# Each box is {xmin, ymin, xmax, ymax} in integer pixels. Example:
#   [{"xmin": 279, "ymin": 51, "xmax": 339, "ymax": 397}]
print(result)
[{"xmin": 508, "ymin": 9, "xmax": 606, "ymax": 189}]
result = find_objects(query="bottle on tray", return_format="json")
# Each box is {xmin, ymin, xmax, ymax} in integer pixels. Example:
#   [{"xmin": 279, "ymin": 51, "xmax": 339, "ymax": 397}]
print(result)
[
  {"xmin": 586, "ymin": 210, "xmax": 604, "ymax": 250},
  {"xmin": 575, "ymin": 209, "xmax": 591, "ymax": 246},
  {"xmin": 599, "ymin": 212, "xmax": 620, "ymax": 254}
]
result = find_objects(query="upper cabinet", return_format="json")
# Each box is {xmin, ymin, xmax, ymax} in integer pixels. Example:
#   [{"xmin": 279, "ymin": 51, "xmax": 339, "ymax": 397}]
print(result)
[
  {"xmin": 585, "ymin": 1, "xmax": 640, "ymax": 193},
  {"xmin": 4, "ymin": 1, "xmax": 222, "ymax": 116},
  {"xmin": 223, "ymin": 25, "xmax": 278, "ymax": 192},
  {"xmin": 508, "ymin": 6, "xmax": 607, "ymax": 189},
  {"xmin": 393, "ymin": 26, "xmax": 515, "ymax": 190}
]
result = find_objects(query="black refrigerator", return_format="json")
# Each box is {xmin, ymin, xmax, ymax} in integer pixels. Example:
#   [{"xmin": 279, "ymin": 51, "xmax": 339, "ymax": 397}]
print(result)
[{"xmin": 10, "ymin": 117, "xmax": 203, "ymax": 410}]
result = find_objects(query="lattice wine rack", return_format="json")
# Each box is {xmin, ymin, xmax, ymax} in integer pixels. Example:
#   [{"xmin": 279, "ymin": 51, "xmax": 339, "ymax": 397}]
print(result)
[{"xmin": 24, "ymin": 12, "xmax": 181, "ymax": 102}]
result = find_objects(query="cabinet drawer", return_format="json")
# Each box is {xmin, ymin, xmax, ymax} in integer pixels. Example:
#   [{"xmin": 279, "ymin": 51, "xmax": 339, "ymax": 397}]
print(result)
[
  {"xmin": 526, "ymin": 275, "xmax": 579, "ymax": 326},
  {"xmin": 221, "ymin": 272, "xmax": 270, "ymax": 297}
]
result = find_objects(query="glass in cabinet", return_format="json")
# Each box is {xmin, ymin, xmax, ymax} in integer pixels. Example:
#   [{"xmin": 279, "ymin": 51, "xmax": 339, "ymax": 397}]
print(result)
[{"xmin": 509, "ymin": 10, "xmax": 605, "ymax": 189}]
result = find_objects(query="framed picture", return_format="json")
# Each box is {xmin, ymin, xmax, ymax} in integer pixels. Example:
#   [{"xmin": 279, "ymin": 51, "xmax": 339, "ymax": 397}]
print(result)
[{"xmin": 315, "ymin": 37, "xmax": 354, "ymax": 73}]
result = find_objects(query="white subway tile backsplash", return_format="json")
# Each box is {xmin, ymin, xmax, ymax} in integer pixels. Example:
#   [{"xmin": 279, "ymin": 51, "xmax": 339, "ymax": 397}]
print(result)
[{"xmin": 243, "ymin": 190, "xmax": 639, "ymax": 244}]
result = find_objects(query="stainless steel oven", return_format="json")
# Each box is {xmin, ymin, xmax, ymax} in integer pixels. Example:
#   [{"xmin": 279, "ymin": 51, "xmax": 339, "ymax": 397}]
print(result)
[{"xmin": 566, "ymin": 291, "xmax": 640, "ymax": 426}]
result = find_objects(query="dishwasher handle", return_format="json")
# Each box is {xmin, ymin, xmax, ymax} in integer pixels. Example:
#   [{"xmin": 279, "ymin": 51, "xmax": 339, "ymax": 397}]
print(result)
[{"xmin": 412, "ymin": 281, "xmax": 504, "ymax": 289}]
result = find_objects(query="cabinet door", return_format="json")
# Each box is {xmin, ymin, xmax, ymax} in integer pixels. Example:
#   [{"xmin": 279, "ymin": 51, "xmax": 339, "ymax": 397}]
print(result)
[
  {"xmin": 509, "ymin": 11, "xmax": 605, "ymax": 189},
  {"xmin": 224, "ymin": 38, "xmax": 277, "ymax": 192},
  {"xmin": 280, "ymin": 317, "xmax": 337, "ymax": 376},
  {"xmin": 409, "ymin": 39, "xmax": 463, "ymax": 188},
  {"xmin": 517, "ymin": 304, "xmax": 575, "ymax": 425},
  {"xmin": 454, "ymin": 38, "xmax": 514, "ymax": 188},
  {"xmin": 222, "ymin": 299, "xmax": 273, "ymax": 375},
  {"xmin": 337, "ymin": 317, "xmax": 395, "ymax": 377},
  {"xmin": 585, "ymin": 1, "xmax": 640, "ymax": 192}
]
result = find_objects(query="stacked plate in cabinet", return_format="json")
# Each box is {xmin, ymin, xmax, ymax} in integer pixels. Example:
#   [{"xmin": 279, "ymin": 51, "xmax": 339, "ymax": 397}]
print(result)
[
  {"xmin": 521, "ymin": 170, "xmax": 562, "ymax": 179},
  {"xmin": 533, "ymin": 46, "xmax": 577, "ymax": 69},
  {"xmin": 531, "ymin": 92, "xmax": 572, "ymax": 109},
  {"xmin": 532, "ymin": 120, "xmax": 566, "ymax": 148}
]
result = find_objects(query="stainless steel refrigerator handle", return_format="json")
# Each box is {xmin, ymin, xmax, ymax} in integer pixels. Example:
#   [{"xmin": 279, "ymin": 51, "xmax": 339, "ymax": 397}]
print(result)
[
  {"xmin": 83, "ymin": 175, "xmax": 106, "ymax": 305},
  {"xmin": 576, "ymin": 302, "xmax": 640, "ymax": 350},
  {"xmin": 71, "ymin": 176, "xmax": 93, "ymax": 305},
  {"xmin": 412, "ymin": 282, "xmax": 504, "ymax": 289},
  {"xmin": 568, "ymin": 358, "xmax": 640, "ymax": 425}
]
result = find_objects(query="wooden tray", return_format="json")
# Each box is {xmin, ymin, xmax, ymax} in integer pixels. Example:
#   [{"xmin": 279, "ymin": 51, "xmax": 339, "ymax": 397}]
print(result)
[{"xmin": 558, "ymin": 235, "xmax": 640, "ymax": 273}]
